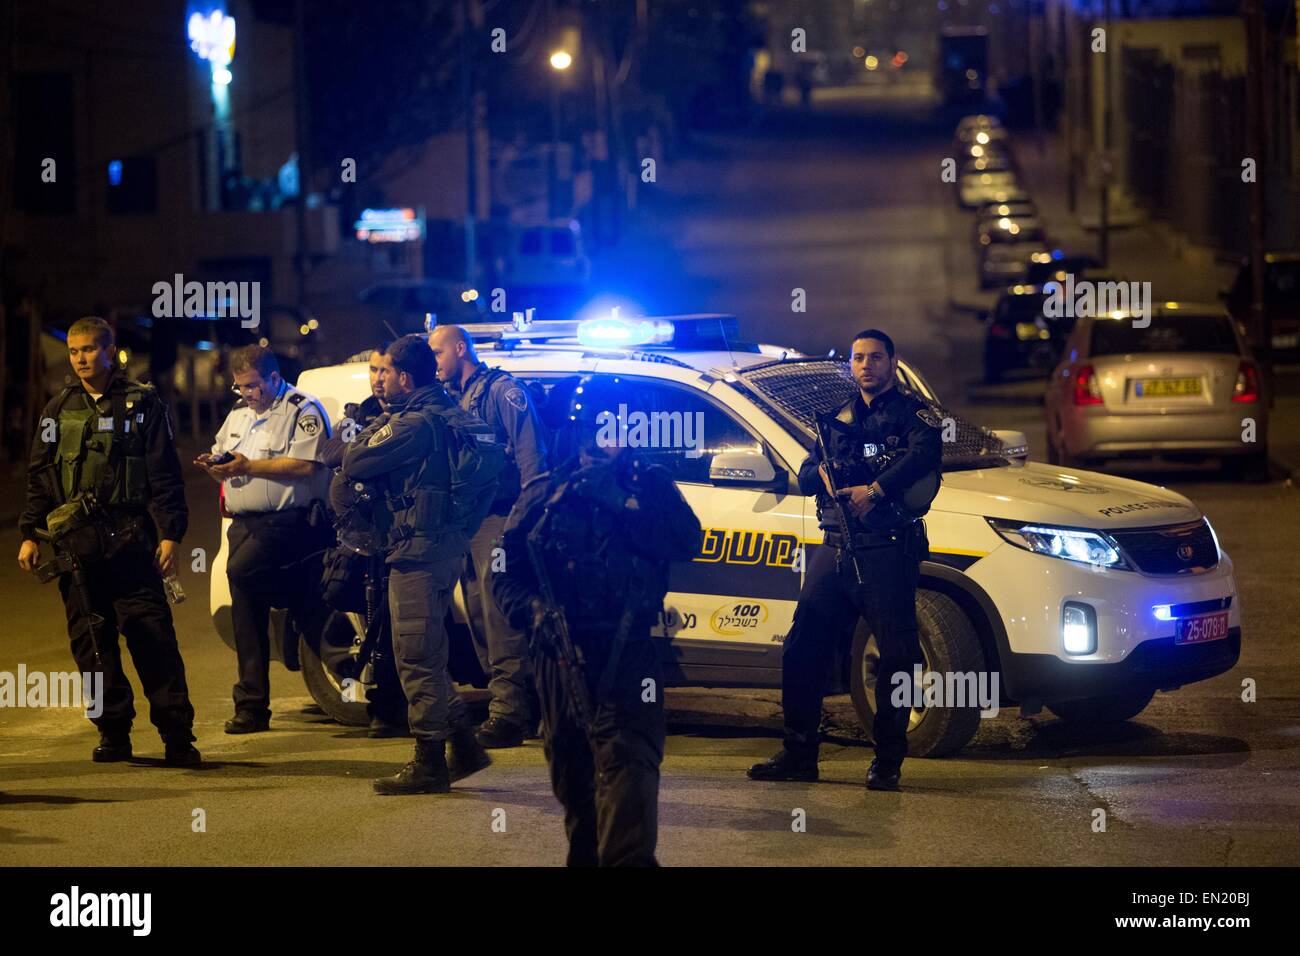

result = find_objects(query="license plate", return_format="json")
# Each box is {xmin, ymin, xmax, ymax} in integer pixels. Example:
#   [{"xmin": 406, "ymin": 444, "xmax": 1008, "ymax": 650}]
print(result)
[
  {"xmin": 1136, "ymin": 377, "xmax": 1202, "ymax": 397},
  {"xmin": 1175, "ymin": 610, "xmax": 1229, "ymax": 645}
]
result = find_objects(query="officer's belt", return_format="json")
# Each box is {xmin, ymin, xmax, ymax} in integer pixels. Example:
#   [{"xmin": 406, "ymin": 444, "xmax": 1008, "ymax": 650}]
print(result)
[{"xmin": 823, "ymin": 527, "xmax": 912, "ymax": 550}]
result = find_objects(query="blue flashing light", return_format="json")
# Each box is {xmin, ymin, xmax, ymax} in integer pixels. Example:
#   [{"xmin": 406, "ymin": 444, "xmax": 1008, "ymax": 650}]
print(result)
[
  {"xmin": 576, "ymin": 317, "xmax": 673, "ymax": 349},
  {"xmin": 1153, "ymin": 604, "xmax": 1173, "ymax": 622},
  {"xmin": 108, "ymin": 160, "xmax": 123, "ymax": 187},
  {"xmin": 1051, "ymin": 248, "xmax": 1063, "ymax": 259},
  {"xmin": 195, "ymin": 340, "xmax": 216, "ymax": 351}
]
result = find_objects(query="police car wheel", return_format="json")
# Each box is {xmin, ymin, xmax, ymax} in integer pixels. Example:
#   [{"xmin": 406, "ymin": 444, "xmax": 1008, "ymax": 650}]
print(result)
[
  {"xmin": 298, "ymin": 611, "xmax": 369, "ymax": 727},
  {"xmin": 849, "ymin": 589, "xmax": 986, "ymax": 758},
  {"xmin": 1045, "ymin": 688, "xmax": 1154, "ymax": 725}
]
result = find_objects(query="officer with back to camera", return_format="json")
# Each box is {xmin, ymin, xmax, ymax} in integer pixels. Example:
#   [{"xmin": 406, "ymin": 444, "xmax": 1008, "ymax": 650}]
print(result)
[
  {"xmin": 427, "ymin": 323, "xmax": 550, "ymax": 749},
  {"xmin": 495, "ymin": 376, "xmax": 703, "ymax": 866},
  {"xmin": 198, "ymin": 344, "xmax": 333, "ymax": 735},
  {"xmin": 748, "ymin": 328, "xmax": 941, "ymax": 792},
  {"xmin": 342, "ymin": 334, "xmax": 499, "ymax": 795},
  {"xmin": 17, "ymin": 316, "xmax": 199, "ymax": 766}
]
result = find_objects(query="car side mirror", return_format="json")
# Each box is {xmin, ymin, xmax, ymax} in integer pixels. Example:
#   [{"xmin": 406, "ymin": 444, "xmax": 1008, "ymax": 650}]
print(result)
[
  {"xmin": 991, "ymin": 429, "xmax": 1030, "ymax": 464},
  {"xmin": 709, "ymin": 449, "xmax": 780, "ymax": 488}
]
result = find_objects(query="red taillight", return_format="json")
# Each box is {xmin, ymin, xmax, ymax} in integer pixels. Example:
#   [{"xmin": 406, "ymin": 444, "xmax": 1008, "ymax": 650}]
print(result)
[
  {"xmin": 218, "ymin": 484, "xmax": 234, "ymax": 519},
  {"xmin": 1072, "ymin": 365, "xmax": 1104, "ymax": 406},
  {"xmin": 1231, "ymin": 361, "xmax": 1260, "ymax": 403},
  {"xmin": 989, "ymin": 323, "xmax": 1012, "ymax": 339}
]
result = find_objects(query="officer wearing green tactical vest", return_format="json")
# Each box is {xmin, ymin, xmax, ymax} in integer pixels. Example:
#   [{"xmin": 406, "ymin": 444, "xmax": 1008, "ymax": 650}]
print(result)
[{"xmin": 17, "ymin": 316, "xmax": 199, "ymax": 766}]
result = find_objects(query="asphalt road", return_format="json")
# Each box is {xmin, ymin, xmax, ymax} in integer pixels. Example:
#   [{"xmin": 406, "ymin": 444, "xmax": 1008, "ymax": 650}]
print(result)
[{"xmin": 3, "ymin": 88, "xmax": 1298, "ymax": 866}]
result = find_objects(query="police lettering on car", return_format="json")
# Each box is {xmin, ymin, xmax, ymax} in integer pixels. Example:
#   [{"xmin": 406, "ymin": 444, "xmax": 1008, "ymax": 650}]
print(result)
[
  {"xmin": 199, "ymin": 345, "xmax": 334, "ymax": 735},
  {"xmin": 17, "ymin": 316, "xmax": 199, "ymax": 766},
  {"xmin": 428, "ymin": 323, "xmax": 550, "ymax": 749}
]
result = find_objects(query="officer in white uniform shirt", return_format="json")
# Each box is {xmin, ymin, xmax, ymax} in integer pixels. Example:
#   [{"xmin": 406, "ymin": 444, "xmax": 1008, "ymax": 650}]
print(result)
[{"xmin": 197, "ymin": 345, "xmax": 333, "ymax": 734}]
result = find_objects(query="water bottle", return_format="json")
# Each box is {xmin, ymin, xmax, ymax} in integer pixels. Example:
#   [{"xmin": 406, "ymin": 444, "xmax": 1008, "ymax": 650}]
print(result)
[{"xmin": 164, "ymin": 575, "xmax": 187, "ymax": 605}]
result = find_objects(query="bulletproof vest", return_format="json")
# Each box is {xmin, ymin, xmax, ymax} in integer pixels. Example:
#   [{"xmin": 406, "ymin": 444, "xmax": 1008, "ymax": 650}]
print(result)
[
  {"xmin": 385, "ymin": 408, "xmax": 455, "ymax": 550},
  {"xmin": 531, "ymin": 464, "xmax": 653, "ymax": 629},
  {"xmin": 52, "ymin": 380, "xmax": 151, "ymax": 508},
  {"xmin": 459, "ymin": 366, "xmax": 522, "ymax": 505}
]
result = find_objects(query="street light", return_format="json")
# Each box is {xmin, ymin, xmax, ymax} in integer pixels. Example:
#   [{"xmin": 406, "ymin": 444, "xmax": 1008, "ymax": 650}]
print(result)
[{"xmin": 550, "ymin": 50, "xmax": 573, "ymax": 70}]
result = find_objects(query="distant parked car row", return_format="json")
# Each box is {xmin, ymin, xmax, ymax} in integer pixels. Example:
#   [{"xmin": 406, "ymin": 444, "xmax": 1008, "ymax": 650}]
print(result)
[{"xmin": 952, "ymin": 113, "xmax": 1272, "ymax": 480}]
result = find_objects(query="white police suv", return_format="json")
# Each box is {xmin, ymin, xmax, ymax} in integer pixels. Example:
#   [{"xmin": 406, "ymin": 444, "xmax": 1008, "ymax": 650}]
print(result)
[{"xmin": 209, "ymin": 315, "xmax": 1241, "ymax": 756}]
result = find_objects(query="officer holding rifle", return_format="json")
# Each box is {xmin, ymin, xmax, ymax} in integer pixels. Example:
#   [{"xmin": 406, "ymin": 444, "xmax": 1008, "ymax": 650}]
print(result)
[{"xmin": 748, "ymin": 329, "xmax": 941, "ymax": 792}]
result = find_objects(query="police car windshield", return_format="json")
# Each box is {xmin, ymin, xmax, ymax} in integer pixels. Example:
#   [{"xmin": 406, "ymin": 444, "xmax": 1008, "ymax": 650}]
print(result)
[{"xmin": 731, "ymin": 359, "xmax": 1013, "ymax": 471}]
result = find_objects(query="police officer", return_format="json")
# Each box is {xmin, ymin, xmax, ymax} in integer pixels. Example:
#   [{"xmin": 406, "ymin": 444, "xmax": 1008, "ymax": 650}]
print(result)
[
  {"xmin": 320, "ymin": 343, "xmax": 407, "ymax": 737},
  {"xmin": 427, "ymin": 324, "xmax": 549, "ymax": 749},
  {"xmin": 342, "ymin": 335, "xmax": 496, "ymax": 794},
  {"xmin": 749, "ymin": 329, "xmax": 941, "ymax": 791},
  {"xmin": 199, "ymin": 345, "xmax": 333, "ymax": 734},
  {"xmin": 495, "ymin": 376, "xmax": 702, "ymax": 866},
  {"xmin": 17, "ymin": 316, "xmax": 199, "ymax": 765}
]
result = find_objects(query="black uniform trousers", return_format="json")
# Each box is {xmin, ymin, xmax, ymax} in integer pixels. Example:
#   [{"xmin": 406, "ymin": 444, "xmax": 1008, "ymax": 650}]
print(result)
[
  {"xmin": 227, "ymin": 508, "xmax": 331, "ymax": 719},
  {"xmin": 536, "ymin": 632, "xmax": 665, "ymax": 867},
  {"xmin": 781, "ymin": 533, "xmax": 923, "ymax": 770},
  {"xmin": 60, "ymin": 545, "xmax": 195, "ymax": 741}
]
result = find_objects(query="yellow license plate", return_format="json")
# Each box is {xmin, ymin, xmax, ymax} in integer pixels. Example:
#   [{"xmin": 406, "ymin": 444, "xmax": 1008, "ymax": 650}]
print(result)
[{"xmin": 1136, "ymin": 377, "xmax": 1201, "ymax": 397}]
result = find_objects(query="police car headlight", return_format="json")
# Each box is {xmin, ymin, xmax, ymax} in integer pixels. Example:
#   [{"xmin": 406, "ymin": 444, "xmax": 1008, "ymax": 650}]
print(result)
[{"xmin": 987, "ymin": 518, "xmax": 1131, "ymax": 570}]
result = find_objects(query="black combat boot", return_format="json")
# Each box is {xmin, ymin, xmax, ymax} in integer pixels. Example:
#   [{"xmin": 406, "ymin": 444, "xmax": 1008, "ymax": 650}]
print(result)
[
  {"xmin": 373, "ymin": 739, "xmax": 451, "ymax": 795},
  {"xmin": 475, "ymin": 716, "xmax": 525, "ymax": 749},
  {"xmin": 866, "ymin": 759, "xmax": 901, "ymax": 792},
  {"xmin": 92, "ymin": 732, "xmax": 133, "ymax": 763},
  {"xmin": 747, "ymin": 746, "xmax": 819, "ymax": 782},
  {"xmin": 448, "ymin": 727, "xmax": 493, "ymax": 782},
  {"xmin": 224, "ymin": 712, "xmax": 270, "ymax": 734},
  {"xmin": 164, "ymin": 740, "xmax": 202, "ymax": 767},
  {"xmin": 367, "ymin": 715, "xmax": 411, "ymax": 739}
]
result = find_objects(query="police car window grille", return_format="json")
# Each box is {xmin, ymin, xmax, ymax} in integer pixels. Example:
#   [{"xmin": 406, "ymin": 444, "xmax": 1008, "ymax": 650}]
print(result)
[{"xmin": 738, "ymin": 360, "xmax": 1010, "ymax": 468}]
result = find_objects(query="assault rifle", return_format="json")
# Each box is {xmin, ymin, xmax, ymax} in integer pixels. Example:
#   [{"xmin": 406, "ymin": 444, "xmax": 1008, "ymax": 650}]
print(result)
[
  {"xmin": 525, "ymin": 529, "xmax": 595, "ymax": 735},
  {"xmin": 814, "ymin": 415, "xmax": 866, "ymax": 584}
]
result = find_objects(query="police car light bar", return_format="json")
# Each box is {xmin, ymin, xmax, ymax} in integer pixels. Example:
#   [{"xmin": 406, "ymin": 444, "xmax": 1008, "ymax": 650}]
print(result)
[
  {"xmin": 459, "ymin": 313, "xmax": 744, "ymax": 352},
  {"xmin": 577, "ymin": 317, "xmax": 674, "ymax": 348}
]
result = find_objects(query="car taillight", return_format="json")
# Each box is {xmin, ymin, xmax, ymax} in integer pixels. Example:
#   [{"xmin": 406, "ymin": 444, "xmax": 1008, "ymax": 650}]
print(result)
[
  {"xmin": 218, "ymin": 484, "xmax": 234, "ymax": 519},
  {"xmin": 989, "ymin": 323, "xmax": 1012, "ymax": 339},
  {"xmin": 1231, "ymin": 361, "xmax": 1260, "ymax": 403},
  {"xmin": 1072, "ymin": 365, "xmax": 1104, "ymax": 406}
]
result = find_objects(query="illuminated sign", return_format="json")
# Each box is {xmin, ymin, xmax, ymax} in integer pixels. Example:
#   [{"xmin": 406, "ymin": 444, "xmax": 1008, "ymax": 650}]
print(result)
[
  {"xmin": 187, "ymin": 4, "xmax": 235, "ymax": 84},
  {"xmin": 354, "ymin": 208, "xmax": 424, "ymax": 243}
]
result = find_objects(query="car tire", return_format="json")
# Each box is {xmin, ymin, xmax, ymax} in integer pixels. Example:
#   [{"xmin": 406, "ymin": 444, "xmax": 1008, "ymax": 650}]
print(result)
[
  {"xmin": 1046, "ymin": 436, "xmax": 1061, "ymax": 465},
  {"xmin": 299, "ymin": 611, "xmax": 369, "ymax": 727},
  {"xmin": 849, "ymin": 589, "xmax": 987, "ymax": 758},
  {"xmin": 1046, "ymin": 687, "xmax": 1155, "ymax": 725},
  {"xmin": 983, "ymin": 351, "xmax": 1005, "ymax": 384}
]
